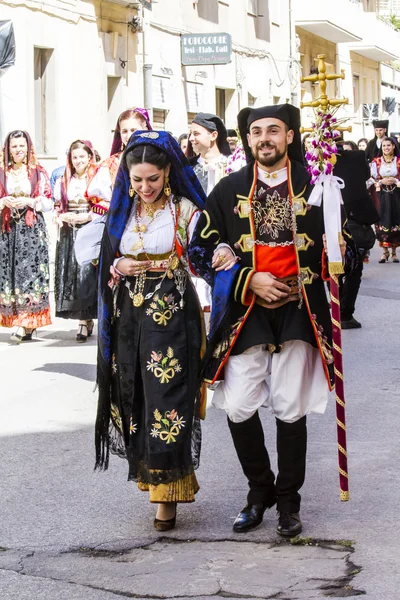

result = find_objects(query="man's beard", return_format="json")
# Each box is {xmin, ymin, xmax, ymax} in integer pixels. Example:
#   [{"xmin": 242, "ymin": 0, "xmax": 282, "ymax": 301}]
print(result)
[{"xmin": 253, "ymin": 142, "xmax": 287, "ymax": 167}]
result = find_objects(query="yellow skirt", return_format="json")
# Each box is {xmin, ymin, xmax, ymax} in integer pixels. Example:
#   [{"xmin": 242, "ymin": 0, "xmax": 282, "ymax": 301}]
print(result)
[{"xmin": 137, "ymin": 472, "xmax": 199, "ymax": 503}]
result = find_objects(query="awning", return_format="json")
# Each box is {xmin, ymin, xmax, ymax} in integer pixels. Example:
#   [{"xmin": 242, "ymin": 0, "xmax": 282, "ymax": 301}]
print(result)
[
  {"xmin": 296, "ymin": 21, "xmax": 361, "ymax": 44},
  {"xmin": 349, "ymin": 45, "xmax": 397, "ymax": 63}
]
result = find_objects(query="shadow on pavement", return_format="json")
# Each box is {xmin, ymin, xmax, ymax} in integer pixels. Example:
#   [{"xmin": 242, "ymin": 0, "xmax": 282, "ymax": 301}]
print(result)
[{"xmin": 33, "ymin": 362, "xmax": 96, "ymax": 381}]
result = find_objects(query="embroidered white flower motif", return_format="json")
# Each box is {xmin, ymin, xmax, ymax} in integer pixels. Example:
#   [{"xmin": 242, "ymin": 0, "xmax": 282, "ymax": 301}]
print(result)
[
  {"xmin": 150, "ymin": 428, "xmax": 160, "ymax": 438},
  {"xmin": 175, "ymin": 417, "xmax": 186, "ymax": 429}
]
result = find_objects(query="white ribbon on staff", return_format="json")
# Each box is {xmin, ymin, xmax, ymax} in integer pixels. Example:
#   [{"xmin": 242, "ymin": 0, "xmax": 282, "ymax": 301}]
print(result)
[{"xmin": 308, "ymin": 173, "xmax": 345, "ymax": 271}]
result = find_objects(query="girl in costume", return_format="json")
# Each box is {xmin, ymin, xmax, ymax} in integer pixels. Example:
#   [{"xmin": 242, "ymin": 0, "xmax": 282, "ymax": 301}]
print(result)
[
  {"xmin": 0, "ymin": 130, "xmax": 52, "ymax": 342},
  {"xmin": 87, "ymin": 108, "xmax": 152, "ymax": 213},
  {"xmin": 95, "ymin": 131, "xmax": 207, "ymax": 531},
  {"xmin": 371, "ymin": 137, "xmax": 400, "ymax": 263},
  {"xmin": 53, "ymin": 140, "xmax": 98, "ymax": 341}
]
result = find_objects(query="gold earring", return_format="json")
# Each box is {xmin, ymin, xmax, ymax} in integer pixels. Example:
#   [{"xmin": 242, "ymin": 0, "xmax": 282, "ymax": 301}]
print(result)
[
  {"xmin": 129, "ymin": 185, "xmax": 134, "ymax": 198},
  {"xmin": 164, "ymin": 175, "xmax": 171, "ymax": 197}
]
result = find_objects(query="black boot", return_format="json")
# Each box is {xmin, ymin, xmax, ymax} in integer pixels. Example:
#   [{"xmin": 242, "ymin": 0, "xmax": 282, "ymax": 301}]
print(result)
[
  {"xmin": 275, "ymin": 416, "xmax": 307, "ymax": 536},
  {"xmin": 228, "ymin": 412, "xmax": 276, "ymax": 532}
]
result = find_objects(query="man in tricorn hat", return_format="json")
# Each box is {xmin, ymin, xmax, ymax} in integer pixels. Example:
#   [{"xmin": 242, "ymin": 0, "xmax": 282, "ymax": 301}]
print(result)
[
  {"xmin": 189, "ymin": 104, "xmax": 347, "ymax": 536},
  {"xmin": 366, "ymin": 119, "xmax": 389, "ymax": 162}
]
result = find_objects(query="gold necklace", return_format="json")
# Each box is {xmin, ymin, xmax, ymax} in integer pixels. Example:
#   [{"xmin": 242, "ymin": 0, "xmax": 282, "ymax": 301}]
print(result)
[
  {"xmin": 132, "ymin": 198, "xmax": 167, "ymax": 233},
  {"xmin": 130, "ymin": 199, "xmax": 175, "ymax": 308},
  {"xmin": 383, "ymin": 155, "xmax": 394, "ymax": 163}
]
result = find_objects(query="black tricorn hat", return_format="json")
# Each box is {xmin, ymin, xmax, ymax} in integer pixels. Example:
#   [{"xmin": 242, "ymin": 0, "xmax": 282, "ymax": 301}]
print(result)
[
  {"xmin": 237, "ymin": 104, "xmax": 303, "ymax": 165},
  {"xmin": 372, "ymin": 119, "xmax": 389, "ymax": 130},
  {"xmin": 192, "ymin": 112, "xmax": 231, "ymax": 156}
]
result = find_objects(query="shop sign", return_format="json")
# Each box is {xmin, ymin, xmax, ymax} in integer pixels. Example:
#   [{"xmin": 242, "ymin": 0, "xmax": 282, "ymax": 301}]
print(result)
[{"xmin": 181, "ymin": 33, "xmax": 232, "ymax": 66}]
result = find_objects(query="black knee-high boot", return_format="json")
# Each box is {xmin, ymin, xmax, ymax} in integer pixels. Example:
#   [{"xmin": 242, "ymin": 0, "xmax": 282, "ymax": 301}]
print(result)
[
  {"xmin": 275, "ymin": 416, "xmax": 307, "ymax": 513},
  {"xmin": 228, "ymin": 411, "xmax": 276, "ymax": 506}
]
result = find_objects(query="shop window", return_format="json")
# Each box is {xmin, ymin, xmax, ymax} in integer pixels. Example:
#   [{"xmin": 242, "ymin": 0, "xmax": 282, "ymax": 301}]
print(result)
[{"xmin": 153, "ymin": 109, "xmax": 166, "ymax": 130}]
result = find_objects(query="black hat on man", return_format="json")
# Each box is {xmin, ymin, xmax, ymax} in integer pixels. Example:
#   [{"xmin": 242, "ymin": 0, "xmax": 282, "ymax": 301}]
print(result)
[
  {"xmin": 192, "ymin": 112, "xmax": 231, "ymax": 156},
  {"xmin": 372, "ymin": 119, "xmax": 389, "ymax": 131},
  {"xmin": 237, "ymin": 104, "xmax": 303, "ymax": 165}
]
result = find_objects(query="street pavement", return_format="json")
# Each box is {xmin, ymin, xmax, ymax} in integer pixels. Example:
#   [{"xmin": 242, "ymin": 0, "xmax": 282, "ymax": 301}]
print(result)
[{"xmin": 0, "ymin": 243, "xmax": 399, "ymax": 599}]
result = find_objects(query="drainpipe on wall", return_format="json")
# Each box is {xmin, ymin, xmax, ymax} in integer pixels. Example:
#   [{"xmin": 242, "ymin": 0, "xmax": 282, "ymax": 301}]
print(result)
[
  {"xmin": 142, "ymin": 4, "xmax": 153, "ymax": 121},
  {"xmin": 288, "ymin": 0, "xmax": 299, "ymax": 107}
]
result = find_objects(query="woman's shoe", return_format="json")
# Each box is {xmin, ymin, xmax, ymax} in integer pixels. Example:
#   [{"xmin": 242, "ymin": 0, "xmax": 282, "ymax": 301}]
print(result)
[
  {"xmin": 76, "ymin": 324, "xmax": 88, "ymax": 343},
  {"xmin": 87, "ymin": 320, "xmax": 94, "ymax": 336},
  {"xmin": 10, "ymin": 327, "xmax": 36, "ymax": 343},
  {"xmin": 379, "ymin": 252, "xmax": 389, "ymax": 263},
  {"xmin": 392, "ymin": 254, "xmax": 399, "ymax": 263},
  {"xmin": 154, "ymin": 503, "xmax": 177, "ymax": 532},
  {"xmin": 154, "ymin": 515, "xmax": 176, "ymax": 532},
  {"xmin": 23, "ymin": 328, "xmax": 37, "ymax": 341}
]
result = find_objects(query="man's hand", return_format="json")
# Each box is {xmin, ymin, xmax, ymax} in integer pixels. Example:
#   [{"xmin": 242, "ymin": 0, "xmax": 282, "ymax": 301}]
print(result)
[
  {"xmin": 248, "ymin": 272, "xmax": 291, "ymax": 303},
  {"xmin": 322, "ymin": 234, "xmax": 346, "ymax": 259}
]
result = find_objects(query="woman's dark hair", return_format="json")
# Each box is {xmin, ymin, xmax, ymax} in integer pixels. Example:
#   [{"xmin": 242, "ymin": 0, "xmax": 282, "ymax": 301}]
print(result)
[
  {"xmin": 357, "ymin": 138, "xmax": 368, "ymax": 146},
  {"xmin": 125, "ymin": 144, "xmax": 170, "ymax": 170},
  {"xmin": 69, "ymin": 140, "xmax": 93, "ymax": 158},
  {"xmin": 382, "ymin": 136, "xmax": 395, "ymax": 145},
  {"xmin": 342, "ymin": 140, "xmax": 357, "ymax": 151},
  {"xmin": 178, "ymin": 133, "xmax": 188, "ymax": 145},
  {"xmin": 8, "ymin": 130, "xmax": 28, "ymax": 145}
]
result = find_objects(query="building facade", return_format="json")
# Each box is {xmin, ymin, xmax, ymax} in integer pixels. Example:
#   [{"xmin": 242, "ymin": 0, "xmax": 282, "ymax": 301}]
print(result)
[
  {"xmin": 0, "ymin": 0, "xmax": 295, "ymax": 170},
  {"xmin": 294, "ymin": 0, "xmax": 400, "ymax": 140}
]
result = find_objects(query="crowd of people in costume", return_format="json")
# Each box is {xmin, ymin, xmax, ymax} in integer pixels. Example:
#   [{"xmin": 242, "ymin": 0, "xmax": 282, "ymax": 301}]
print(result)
[{"xmin": 0, "ymin": 102, "xmax": 394, "ymax": 536}]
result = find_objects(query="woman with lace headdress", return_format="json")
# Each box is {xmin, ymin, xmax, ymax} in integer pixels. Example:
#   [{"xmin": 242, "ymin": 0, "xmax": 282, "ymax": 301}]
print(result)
[{"xmin": 0, "ymin": 130, "xmax": 52, "ymax": 342}]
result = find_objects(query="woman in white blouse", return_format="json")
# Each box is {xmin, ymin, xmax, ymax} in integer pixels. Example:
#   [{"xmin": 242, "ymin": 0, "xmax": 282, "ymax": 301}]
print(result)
[
  {"xmin": 95, "ymin": 131, "xmax": 210, "ymax": 532},
  {"xmin": 371, "ymin": 137, "xmax": 400, "ymax": 263},
  {"xmin": 53, "ymin": 140, "xmax": 99, "ymax": 341},
  {"xmin": 0, "ymin": 130, "xmax": 52, "ymax": 342}
]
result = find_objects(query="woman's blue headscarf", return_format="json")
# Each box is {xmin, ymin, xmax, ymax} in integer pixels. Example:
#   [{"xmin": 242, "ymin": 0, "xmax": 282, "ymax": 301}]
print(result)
[
  {"xmin": 106, "ymin": 131, "xmax": 205, "ymax": 257},
  {"xmin": 95, "ymin": 130, "xmax": 206, "ymax": 469}
]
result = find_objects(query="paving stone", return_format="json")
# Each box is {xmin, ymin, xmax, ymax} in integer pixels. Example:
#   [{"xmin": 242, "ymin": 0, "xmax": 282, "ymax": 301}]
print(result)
[{"xmin": 20, "ymin": 539, "xmax": 353, "ymax": 599}]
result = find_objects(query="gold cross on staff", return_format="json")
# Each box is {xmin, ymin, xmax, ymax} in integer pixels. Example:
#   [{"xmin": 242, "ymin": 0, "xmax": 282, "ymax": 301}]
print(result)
[{"xmin": 300, "ymin": 54, "xmax": 352, "ymax": 134}]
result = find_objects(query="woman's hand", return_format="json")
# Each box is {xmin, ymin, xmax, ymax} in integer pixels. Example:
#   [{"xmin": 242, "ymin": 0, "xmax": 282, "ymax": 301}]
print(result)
[
  {"xmin": 212, "ymin": 247, "xmax": 237, "ymax": 271},
  {"xmin": 115, "ymin": 257, "xmax": 152, "ymax": 276},
  {"xmin": 4, "ymin": 196, "xmax": 28, "ymax": 209},
  {"xmin": 71, "ymin": 212, "xmax": 92, "ymax": 224},
  {"xmin": 381, "ymin": 177, "xmax": 396, "ymax": 186},
  {"xmin": 2, "ymin": 196, "xmax": 15, "ymax": 208}
]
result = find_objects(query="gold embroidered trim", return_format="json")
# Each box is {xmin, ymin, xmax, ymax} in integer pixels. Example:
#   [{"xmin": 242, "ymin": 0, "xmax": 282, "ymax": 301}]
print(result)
[
  {"xmin": 200, "ymin": 210, "xmax": 220, "ymax": 241},
  {"xmin": 294, "ymin": 233, "xmax": 314, "ymax": 251},
  {"xmin": 292, "ymin": 196, "xmax": 308, "ymax": 216},
  {"xmin": 241, "ymin": 269, "xmax": 255, "ymax": 305},
  {"xmin": 138, "ymin": 472, "xmax": 199, "ymax": 503},
  {"xmin": 235, "ymin": 233, "xmax": 254, "ymax": 252},
  {"xmin": 299, "ymin": 267, "xmax": 316, "ymax": 285},
  {"xmin": 234, "ymin": 267, "xmax": 251, "ymax": 302},
  {"xmin": 236, "ymin": 198, "xmax": 252, "ymax": 218}
]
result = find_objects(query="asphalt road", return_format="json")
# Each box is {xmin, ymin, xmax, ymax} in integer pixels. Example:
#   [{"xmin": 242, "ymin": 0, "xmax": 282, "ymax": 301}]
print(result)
[{"xmin": 0, "ymin": 243, "xmax": 399, "ymax": 599}]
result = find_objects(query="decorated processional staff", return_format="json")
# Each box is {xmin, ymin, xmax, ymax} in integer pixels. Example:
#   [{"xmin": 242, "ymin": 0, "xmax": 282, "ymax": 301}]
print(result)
[{"xmin": 189, "ymin": 104, "xmax": 349, "ymax": 538}]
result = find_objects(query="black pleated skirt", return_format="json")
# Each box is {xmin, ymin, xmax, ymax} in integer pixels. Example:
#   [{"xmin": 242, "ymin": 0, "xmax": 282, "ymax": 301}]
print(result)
[{"xmin": 55, "ymin": 224, "xmax": 98, "ymax": 319}]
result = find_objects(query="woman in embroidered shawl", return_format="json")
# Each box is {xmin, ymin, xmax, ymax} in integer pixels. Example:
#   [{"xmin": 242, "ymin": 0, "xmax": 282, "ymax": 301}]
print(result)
[
  {"xmin": 370, "ymin": 137, "xmax": 400, "ymax": 263},
  {"xmin": 87, "ymin": 108, "xmax": 152, "ymax": 214},
  {"xmin": 53, "ymin": 140, "xmax": 98, "ymax": 341},
  {"xmin": 0, "ymin": 130, "xmax": 52, "ymax": 342},
  {"xmin": 96, "ymin": 131, "xmax": 206, "ymax": 530}
]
